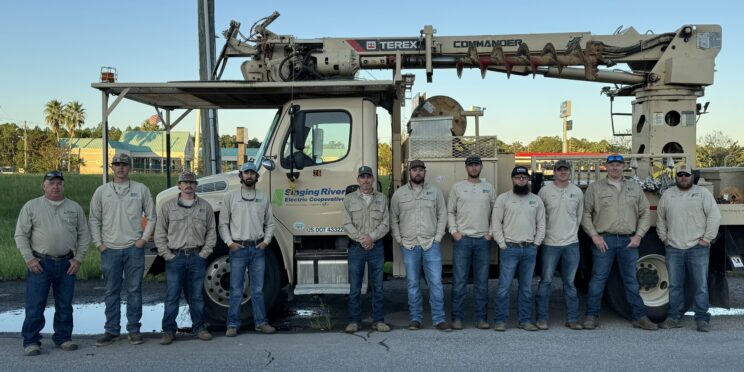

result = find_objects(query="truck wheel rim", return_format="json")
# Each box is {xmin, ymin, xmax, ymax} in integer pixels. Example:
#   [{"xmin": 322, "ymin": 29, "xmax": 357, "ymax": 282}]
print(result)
[
  {"xmin": 636, "ymin": 254, "xmax": 669, "ymax": 307},
  {"xmin": 204, "ymin": 255, "xmax": 252, "ymax": 308}
]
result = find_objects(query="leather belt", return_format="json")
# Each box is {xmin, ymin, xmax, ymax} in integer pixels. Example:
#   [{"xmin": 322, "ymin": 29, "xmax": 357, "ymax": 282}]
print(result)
[
  {"xmin": 234, "ymin": 238, "xmax": 264, "ymax": 247},
  {"xmin": 601, "ymin": 233, "xmax": 633, "ymax": 238},
  {"xmin": 508, "ymin": 241, "xmax": 533, "ymax": 248},
  {"xmin": 33, "ymin": 251, "xmax": 74, "ymax": 261},
  {"xmin": 177, "ymin": 247, "xmax": 201, "ymax": 255}
]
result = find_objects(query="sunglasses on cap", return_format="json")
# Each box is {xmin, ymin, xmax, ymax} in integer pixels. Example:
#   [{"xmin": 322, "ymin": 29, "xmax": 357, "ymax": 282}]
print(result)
[
  {"xmin": 45, "ymin": 171, "xmax": 63, "ymax": 178},
  {"xmin": 606, "ymin": 155, "xmax": 624, "ymax": 162},
  {"xmin": 676, "ymin": 172, "xmax": 692, "ymax": 177}
]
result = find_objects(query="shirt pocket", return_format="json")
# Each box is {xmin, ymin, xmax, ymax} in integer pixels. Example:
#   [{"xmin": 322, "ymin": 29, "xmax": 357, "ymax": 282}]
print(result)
[
  {"xmin": 599, "ymin": 192, "xmax": 615, "ymax": 208},
  {"xmin": 126, "ymin": 196, "xmax": 142, "ymax": 219},
  {"xmin": 167, "ymin": 209, "xmax": 186, "ymax": 235},
  {"xmin": 63, "ymin": 212, "xmax": 78, "ymax": 231},
  {"xmin": 193, "ymin": 208, "xmax": 208, "ymax": 237},
  {"xmin": 348, "ymin": 203, "xmax": 364, "ymax": 223}
]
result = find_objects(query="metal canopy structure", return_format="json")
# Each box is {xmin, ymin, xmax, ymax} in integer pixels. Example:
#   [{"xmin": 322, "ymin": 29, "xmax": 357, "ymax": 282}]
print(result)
[{"xmin": 92, "ymin": 80, "xmax": 399, "ymax": 185}]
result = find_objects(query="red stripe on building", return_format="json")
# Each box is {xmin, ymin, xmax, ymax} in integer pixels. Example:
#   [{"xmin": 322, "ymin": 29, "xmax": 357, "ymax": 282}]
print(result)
[{"xmin": 346, "ymin": 39, "xmax": 364, "ymax": 52}]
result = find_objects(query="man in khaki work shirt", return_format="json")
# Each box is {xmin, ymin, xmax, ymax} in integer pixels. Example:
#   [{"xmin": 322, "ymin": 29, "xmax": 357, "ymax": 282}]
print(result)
[
  {"xmin": 657, "ymin": 164, "xmax": 720, "ymax": 332},
  {"xmin": 219, "ymin": 162, "xmax": 276, "ymax": 336},
  {"xmin": 390, "ymin": 159, "xmax": 451, "ymax": 331},
  {"xmin": 581, "ymin": 154, "xmax": 657, "ymax": 331},
  {"xmin": 155, "ymin": 171, "xmax": 216, "ymax": 345},
  {"xmin": 491, "ymin": 165, "xmax": 545, "ymax": 332},
  {"xmin": 536, "ymin": 159, "xmax": 584, "ymax": 330},
  {"xmin": 448, "ymin": 155, "xmax": 496, "ymax": 330},
  {"xmin": 89, "ymin": 153, "xmax": 156, "ymax": 346},
  {"xmin": 341, "ymin": 165, "xmax": 390, "ymax": 334},
  {"xmin": 15, "ymin": 171, "xmax": 90, "ymax": 356}
]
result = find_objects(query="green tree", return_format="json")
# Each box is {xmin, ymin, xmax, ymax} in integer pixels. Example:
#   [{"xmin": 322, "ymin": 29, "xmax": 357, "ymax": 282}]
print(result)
[
  {"xmin": 378, "ymin": 142, "xmax": 392, "ymax": 175},
  {"xmin": 44, "ymin": 99, "xmax": 64, "ymax": 144},
  {"xmin": 527, "ymin": 136, "xmax": 562, "ymax": 153},
  {"xmin": 219, "ymin": 134, "xmax": 237, "ymax": 148},
  {"xmin": 697, "ymin": 131, "xmax": 744, "ymax": 167},
  {"xmin": 246, "ymin": 137, "xmax": 262, "ymax": 148},
  {"xmin": 63, "ymin": 101, "xmax": 86, "ymax": 172},
  {"xmin": 0, "ymin": 123, "xmax": 21, "ymax": 167},
  {"xmin": 140, "ymin": 119, "xmax": 159, "ymax": 131}
]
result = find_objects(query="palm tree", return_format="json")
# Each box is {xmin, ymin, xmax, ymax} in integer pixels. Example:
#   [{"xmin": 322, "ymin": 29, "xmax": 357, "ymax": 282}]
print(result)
[
  {"xmin": 63, "ymin": 101, "xmax": 86, "ymax": 172},
  {"xmin": 44, "ymin": 100, "xmax": 64, "ymax": 143}
]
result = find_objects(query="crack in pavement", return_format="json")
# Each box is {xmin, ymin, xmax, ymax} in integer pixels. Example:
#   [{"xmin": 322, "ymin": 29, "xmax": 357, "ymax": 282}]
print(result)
[
  {"xmin": 377, "ymin": 338, "xmax": 390, "ymax": 352},
  {"xmin": 348, "ymin": 332, "xmax": 367, "ymax": 342},
  {"xmin": 264, "ymin": 350, "xmax": 275, "ymax": 367}
]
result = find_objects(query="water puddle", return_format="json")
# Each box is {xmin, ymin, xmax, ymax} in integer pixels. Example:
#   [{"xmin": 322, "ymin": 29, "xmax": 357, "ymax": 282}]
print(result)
[{"xmin": 0, "ymin": 302, "xmax": 192, "ymax": 335}]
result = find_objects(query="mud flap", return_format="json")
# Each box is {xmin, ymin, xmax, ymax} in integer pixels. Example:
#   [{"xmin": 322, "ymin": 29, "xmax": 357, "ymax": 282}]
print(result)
[{"xmin": 708, "ymin": 272, "xmax": 729, "ymax": 308}]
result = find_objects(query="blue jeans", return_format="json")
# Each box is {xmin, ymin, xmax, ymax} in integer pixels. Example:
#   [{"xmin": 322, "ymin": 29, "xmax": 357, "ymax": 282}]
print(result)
[
  {"xmin": 347, "ymin": 240, "xmax": 385, "ymax": 324},
  {"xmin": 666, "ymin": 244, "xmax": 710, "ymax": 322},
  {"xmin": 401, "ymin": 243, "xmax": 446, "ymax": 324},
  {"xmin": 22, "ymin": 257, "xmax": 76, "ymax": 347},
  {"xmin": 162, "ymin": 251, "xmax": 207, "ymax": 334},
  {"xmin": 536, "ymin": 243, "xmax": 580, "ymax": 322},
  {"xmin": 451, "ymin": 236, "xmax": 490, "ymax": 323},
  {"xmin": 585, "ymin": 234, "xmax": 646, "ymax": 320},
  {"xmin": 228, "ymin": 245, "xmax": 267, "ymax": 329},
  {"xmin": 494, "ymin": 243, "xmax": 537, "ymax": 324},
  {"xmin": 100, "ymin": 246, "xmax": 145, "ymax": 335}
]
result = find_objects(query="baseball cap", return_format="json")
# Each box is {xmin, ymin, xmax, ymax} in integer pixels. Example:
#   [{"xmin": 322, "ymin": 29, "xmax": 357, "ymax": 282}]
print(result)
[
  {"xmin": 465, "ymin": 155, "xmax": 482, "ymax": 165},
  {"xmin": 240, "ymin": 162, "xmax": 258, "ymax": 174},
  {"xmin": 409, "ymin": 159, "xmax": 426, "ymax": 170},
  {"xmin": 511, "ymin": 166, "xmax": 529, "ymax": 178},
  {"xmin": 111, "ymin": 153, "xmax": 131, "ymax": 165},
  {"xmin": 554, "ymin": 159, "xmax": 571, "ymax": 170},
  {"xmin": 606, "ymin": 154, "xmax": 624, "ymax": 164},
  {"xmin": 676, "ymin": 164, "xmax": 693, "ymax": 176},
  {"xmin": 178, "ymin": 171, "xmax": 198, "ymax": 184},
  {"xmin": 43, "ymin": 170, "xmax": 64, "ymax": 181},
  {"xmin": 358, "ymin": 165, "xmax": 374, "ymax": 177}
]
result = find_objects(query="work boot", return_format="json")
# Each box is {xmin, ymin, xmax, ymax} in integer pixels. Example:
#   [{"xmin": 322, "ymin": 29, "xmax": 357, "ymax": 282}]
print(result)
[
  {"xmin": 435, "ymin": 322, "xmax": 452, "ymax": 332},
  {"xmin": 659, "ymin": 318, "xmax": 682, "ymax": 329},
  {"xmin": 493, "ymin": 322, "xmax": 506, "ymax": 332},
  {"xmin": 95, "ymin": 332, "xmax": 120, "ymax": 347},
  {"xmin": 582, "ymin": 316, "xmax": 598, "ymax": 330},
  {"xmin": 225, "ymin": 327, "xmax": 238, "ymax": 337},
  {"xmin": 160, "ymin": 332, "xmax": 174, "ymax": 345},
  {"xmin": 344, "ymin": 323, "xmax": 359, "ymax": 334},
  {"xmin": 477, "ymin": 320, "xmax": 491, "ymax": 330},
  {"xmin": 373, "ymin": 322, "xmax": 391, "ymax": 332},
  {"xmin": 57, "ymin": 340, "xmax": 78, "ymax": 351},
  {"xmin": 519, "ymin": 322, "xmax": 538, "ymax": 331},
  {"xmin": 197, "ymin": 329, "xmax": 213, "ymax": 341},
  {"xmin": 128, "ymin": 331, "xmax": 145, "ymax": 345},
  {"xmin": 564, "ymin": 321, "xmax": 583, "ymax": 330},
  {"xmin": 697, "ymin": 321, "xmax": 711, "ymax": 333},
  {"xmin": 536, "ymin": 320, "xmax": 549, "ymax": 330},
  {"xmin": 24, "ymin": 344, "xmax": 41, "ymax": 356},
  {"xmin": 632, "ymin": 316, "xmax": 658, "ymax": 331},
  {"xmin": 451, "ymin": 320, "xmax": 463, "ymax": 330},
  {"xmin": 407, "ymin": 320, "xmax": 422, "ymax": 331},
  {"xmin": 256, "ymin": 323, "xmax": 276, "ymax": 334}
]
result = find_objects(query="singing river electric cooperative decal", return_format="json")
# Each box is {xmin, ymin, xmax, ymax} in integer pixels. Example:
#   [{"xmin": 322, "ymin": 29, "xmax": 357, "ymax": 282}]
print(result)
[{"xmin": 272, "ymin": 187, "xmax": 346, "ymax": 207}]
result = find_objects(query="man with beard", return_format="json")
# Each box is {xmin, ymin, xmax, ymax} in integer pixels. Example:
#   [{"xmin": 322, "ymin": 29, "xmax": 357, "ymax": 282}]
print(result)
[
  {"xmin": 341, "ymin": 166, "xmax": 390, "ymax": 333},
  {"xmin": 90, "ymin": 153, "xmax": 156, "ymax": 346},
  {"xmin": 581, "ymin": 154, "xmax": 657, "ymax": 330},
  {"xmin": 390, "ymin": 159, "xmax": 451, "ymax": 331},
  {"xmin": 536, "ymin": 160, "xmax": 584, "ymax": 330},
  {"xmin": 155, "ymin": 171, "xmax": 216, "ymax": 344},
  {"xmin": 657, "ymin": 164, "xmax": 720, "ymax": 332},
  {"xmin": 447, "ymin": 155, "xmax": 496, "ymax": 330},
  {"xmin": 219, "ymin": 162, "xmax": 276, "ymax": 337},
  {"xmin": 491, "ymin": 166, "xmax": 545, "ymax": 331},
  {"xmin": 15, "ymin": 171, "xmax": 90, "ymax": 356}
]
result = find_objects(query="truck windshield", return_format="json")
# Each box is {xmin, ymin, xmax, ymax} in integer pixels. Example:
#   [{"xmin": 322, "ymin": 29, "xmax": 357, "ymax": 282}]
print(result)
[{"xmin": 254, "ymin": 108, "xmax": 282, "ymax": 169}]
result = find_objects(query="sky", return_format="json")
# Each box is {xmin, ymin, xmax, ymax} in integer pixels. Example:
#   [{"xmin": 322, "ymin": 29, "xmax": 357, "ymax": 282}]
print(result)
[{"xmin": 0, "ymin": 0, "xmax": 741, "ymax": 146}]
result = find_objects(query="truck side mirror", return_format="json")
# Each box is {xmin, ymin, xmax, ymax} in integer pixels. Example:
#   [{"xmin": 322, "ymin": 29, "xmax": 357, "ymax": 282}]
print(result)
[
  {"xmin": 292, "ymin": 151, "xmax": 305, "ymax": 170},
  {"xmin": 261, "ymin": 158, "xmax": 275, "ymax": 171},
  {"xmin": 291, "ymin": 110, "xmax": 306, "ymax": 151}
]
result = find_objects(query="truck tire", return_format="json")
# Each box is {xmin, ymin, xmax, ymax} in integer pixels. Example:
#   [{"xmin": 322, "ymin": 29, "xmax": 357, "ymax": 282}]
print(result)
[
  {"xmin": 202, "ymin": 238, "xmax": 282, "ymax": 328},
  {"xmin": 605, "ymin": 230, "xmax": 669, "ymax": 322}
]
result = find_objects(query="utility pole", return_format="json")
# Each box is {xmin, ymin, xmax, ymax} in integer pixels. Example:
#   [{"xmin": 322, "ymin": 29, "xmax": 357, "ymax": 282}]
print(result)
[
  {"xmin": 23, "ymin": 121, "xmax": 28, "ymax": 171},
  {"xmin": 198, "ymin": 0, "xmax": 221, "ymax": 175}
]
